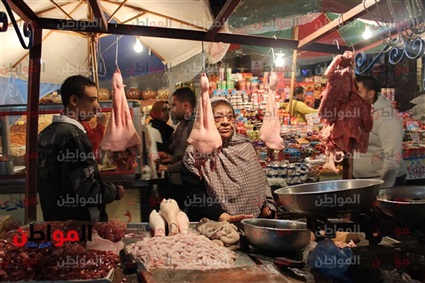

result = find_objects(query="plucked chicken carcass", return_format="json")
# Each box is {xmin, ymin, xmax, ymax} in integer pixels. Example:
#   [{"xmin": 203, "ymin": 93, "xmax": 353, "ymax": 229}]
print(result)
[
  {"xmin": 318, "ymin": 51, "xmax": 373, "ymax": 173},
  {"xmin": 260, "ymin": 71, "xmax": 284, "ymax": 150},
  {"xmin": 187, "ymin": 73, "xmax": 222, "ymax": 169},
  {"xmin": 100, "ymin": 69, "xmax": 141, "ymax": 171}
]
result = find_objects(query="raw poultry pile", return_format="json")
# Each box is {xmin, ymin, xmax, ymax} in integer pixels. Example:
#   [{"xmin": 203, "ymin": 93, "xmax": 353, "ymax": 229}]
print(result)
[
  {"xmin": 0, "ymin": 220, "xmax": 125, "ymax": 281},
  {"xmin": 196, "ymin": 218, "xmax": 240, "ymax": 250},
  {"xmin": 318, "ymin": 51, "xmax": 373, "ymax": 173},
  {"xmin": 100, "ymin": 69, "xmax": 142, "ymax": 171},
  {"xmin": 125, "ymin": 233, "xmax": 236, "ymax": 270},
  {"xmin": 125, "ymin": 199, "xmax": 236, "ymax": 270}
]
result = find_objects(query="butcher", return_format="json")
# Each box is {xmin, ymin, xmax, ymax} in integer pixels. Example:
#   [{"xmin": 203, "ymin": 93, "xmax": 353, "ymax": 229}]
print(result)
[
  {"xmin": 37, "ymin": 75, "xmax": 124, "ymax": 222},
  {"xmin": 353, "ymin": 76, "xmax": 407, "ymax": 188},
  {"xmin": 182, "ymin": 97, "xmax": 276, "ymax": 222}
]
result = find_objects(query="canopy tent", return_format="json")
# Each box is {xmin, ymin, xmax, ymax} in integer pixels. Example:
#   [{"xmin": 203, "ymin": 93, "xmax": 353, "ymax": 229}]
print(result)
[
  {"xmin": 0, "ymin": 0, "xmax": 229, "ymax": 85},
  {"xmin": 225, "ymin": 0, "xmax": 412, "ymax": 65}
]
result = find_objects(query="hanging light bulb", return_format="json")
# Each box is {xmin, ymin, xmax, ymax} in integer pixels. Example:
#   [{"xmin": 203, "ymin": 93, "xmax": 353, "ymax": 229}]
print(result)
[
  {"xmin": 275, "ymin": 51, "xmax": 285, "ymax": 67},
  {"xmin": 134, "ymin": 38, "xmax": 143, "ymax": 53},
  {"xmin": 363, "ymin": 26, "xmax": 372, "ymax": 40}
]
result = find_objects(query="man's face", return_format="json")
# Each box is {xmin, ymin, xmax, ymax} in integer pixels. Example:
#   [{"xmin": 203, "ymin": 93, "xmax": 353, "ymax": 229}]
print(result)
[
  {"xmin": 171, "ymin": 96, "xmax": 186, "ymax": 121},
  {"xmin": 72, "ymin": 86, "xmax": 100, "ymax": 121},
  {"xmin": 160, "ymin": 103, "xmax": 171, "ymax": 122},
  {"xmin": 296, "ymin": 91, "xmax": 305, "ymax": 101},
  {"xmin": 213, "ymin": 103, "xmax": 235, "ymax": 141},
  {"xmin": 357, "ymin": 82, "xmax": 375, "ymax": 104}
]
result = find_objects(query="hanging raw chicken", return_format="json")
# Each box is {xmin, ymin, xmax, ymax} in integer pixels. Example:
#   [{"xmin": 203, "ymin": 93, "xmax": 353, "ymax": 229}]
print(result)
[
  {"xmin": 187, "ymin": 73, "xmax": 222, "ymax": 169},
  {"xmin": 100, "ymin": 69, "xmax": 142, "ymax": 171},
  {"xmin": 260, "ymin": 71, "xmax": 284, "ymax": 150}
]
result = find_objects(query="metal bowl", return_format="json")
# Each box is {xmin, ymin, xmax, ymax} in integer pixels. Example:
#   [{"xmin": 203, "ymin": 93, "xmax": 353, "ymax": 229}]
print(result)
[
  {"xmin": 274, "ymin": 179, "xmax": 384, "ymax": 216},
  {"xmin": 241, "ymin": 219, "xmax": 311, "ymax": 252},
  {"xmin": 377, "ymin": 186, "xmax": 425, "ymax": 219}
]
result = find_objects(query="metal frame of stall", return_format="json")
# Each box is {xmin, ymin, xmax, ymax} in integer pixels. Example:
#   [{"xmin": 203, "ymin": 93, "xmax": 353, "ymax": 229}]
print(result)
[{"xmin": 1, "ymin": 0, "xmax": 399, "ymax": 222}]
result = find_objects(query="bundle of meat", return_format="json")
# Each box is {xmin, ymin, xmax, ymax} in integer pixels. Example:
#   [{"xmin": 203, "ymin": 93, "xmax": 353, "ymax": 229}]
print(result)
[
  {"xmin": 318, "ymin": 51, "xmax": 373, "ymax": 173},
  {"xmin": 260, "ymin": 71, "xmax": 284, "ymax": 150},
  {"xmin": 149, "ymin": 198, "xmax": 190, "ymax": 236},
  {"xmin": 125, "ymin": 233, "xmax": 235, "ymax": 270},
  {"xmin": 187, "ymin": 73, "xmax": 222, "ymax": 171},
  {"xmin": 196, "ymin": 218, "xmax": 240, "ymax": 250},
  {"xmin": 100, "ymin": 69, "xmax": 142, "ymax": 171},
  {"xmin": 94, "ymin": 219, "xmax": 126, "ymax": 242},
  {"xmin": 0, "ymin": 241, "xmax": 119, "ymax": 281}
]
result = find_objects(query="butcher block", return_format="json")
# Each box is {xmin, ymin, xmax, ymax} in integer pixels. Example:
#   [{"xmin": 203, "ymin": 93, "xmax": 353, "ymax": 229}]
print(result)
[{"xmin": 139, "ymin": 264, "xmax": 295, "ymax": 283}]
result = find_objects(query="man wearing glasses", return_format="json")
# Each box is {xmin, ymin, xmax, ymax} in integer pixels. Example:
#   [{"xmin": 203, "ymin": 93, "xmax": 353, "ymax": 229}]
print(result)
[{"xmin": 37, "ymin": 75, "xmax": 124, "ymax": 222}]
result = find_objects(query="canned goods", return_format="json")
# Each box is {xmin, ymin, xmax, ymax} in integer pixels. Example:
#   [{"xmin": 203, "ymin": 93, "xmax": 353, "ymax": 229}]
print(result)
[
  {"xmin": 287, "ymin": 165, "xmax": 296, "ymax": 177},
  {"xmin": 286, "ymin": 176, "xmax": 293, "ymax": 185},
  {"xmin": 279, "ymin": 164, "xmax": 288, "ymax": 176},
  {"xmin": 293, "ymin": 174, "xmax": 300, "ymax": 184},
  {"xmin": 295, "ymin": 163, "xmax": 302, "ymax": 174}
]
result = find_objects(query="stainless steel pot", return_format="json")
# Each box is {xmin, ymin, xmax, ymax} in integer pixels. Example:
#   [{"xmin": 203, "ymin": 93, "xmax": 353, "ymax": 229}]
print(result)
[
  {"xmin": 241, "ymin": 219, "xmax": 311, "ymax": 252},
  {"xmin": 377, "ymin": 186, "xmax": 425, "ymax": 219},
  {"xmin": 274, "ymin": 179, "xmax": 384, "ymax": 216}
]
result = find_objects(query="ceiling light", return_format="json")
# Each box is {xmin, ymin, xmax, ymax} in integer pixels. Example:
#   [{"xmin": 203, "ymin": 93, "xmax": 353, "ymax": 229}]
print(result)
[
  {"xmin": 363, "ymin": 26, "xmax": 372, "ymax": 40},
  {"xmin": 275, "ymin": 51, "xmax": 285, "ymax": 67},
  {"xmin": 134, "ymin": 38, "xmax": 143, "ymax": 53}
]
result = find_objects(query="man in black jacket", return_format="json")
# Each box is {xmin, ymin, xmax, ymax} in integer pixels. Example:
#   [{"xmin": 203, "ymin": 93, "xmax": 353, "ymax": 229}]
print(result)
[{"xmin": 37, "ymin": 75, "xmax": 124, "ymax": 222}]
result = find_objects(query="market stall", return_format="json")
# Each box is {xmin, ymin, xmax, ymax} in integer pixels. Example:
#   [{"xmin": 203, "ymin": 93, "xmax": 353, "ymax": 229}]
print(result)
[{"xmin": 1, "ymin": 0, "xmax": 425, "ymax": 282}]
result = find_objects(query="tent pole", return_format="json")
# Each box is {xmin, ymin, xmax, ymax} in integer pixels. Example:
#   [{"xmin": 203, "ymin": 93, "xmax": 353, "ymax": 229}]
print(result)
[
  {"xmin": 90, "ymin": 35, "xmax": 99, "ymax": 87},
  {"xmin": 88, "ymin": 5, "xmax": 99, "ymax": 87},
  {"xmin": 288, "ymin": 26, "xmax": 299, "ymax": 121},
  {"xmin": 25, "ymin": 25, "xmax": 42, "ymax": 222}
]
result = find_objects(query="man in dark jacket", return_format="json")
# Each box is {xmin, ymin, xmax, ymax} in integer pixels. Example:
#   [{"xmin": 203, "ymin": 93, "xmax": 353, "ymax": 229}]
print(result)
[
  {"xmin": 157, "ymin": 87, "xmax": 196, "ymax": 209},
  {"xmin": 37, "ymin": 75, "xmax": 124, "ymax": 222}
]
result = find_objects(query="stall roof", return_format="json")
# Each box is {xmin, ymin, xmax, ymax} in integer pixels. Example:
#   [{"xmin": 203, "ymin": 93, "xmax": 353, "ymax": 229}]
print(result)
[{"xmin": 0, "ymin": 0, "xmax": 416, "ymax": 83}]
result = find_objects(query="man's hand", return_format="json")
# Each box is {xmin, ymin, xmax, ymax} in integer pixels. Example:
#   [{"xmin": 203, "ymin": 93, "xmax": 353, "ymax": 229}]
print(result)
[
  {"xmin": 261, "ymin": 206, "xmax": 272, "ymax": 218},
  {"xmin": 157, "ymin": 164, "xmax": 168, "ymax": 174},
  {"xmin": 116, "ymin": 185, "xmax": 125, "ymax": 200},
  {"xmin": 96, "ymin": 113, "xmax": 108, "ymax": 127},
  {"xmin": 158, "ymin": 152, "xmax": 172, "ymax": 163},
  {"xmin": 218, "ymin": 213, "xmax": 253, "ymax": 223}
]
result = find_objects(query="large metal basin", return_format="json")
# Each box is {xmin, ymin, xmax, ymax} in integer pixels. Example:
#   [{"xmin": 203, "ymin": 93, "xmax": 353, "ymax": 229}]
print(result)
[
  {"xmin": 274, "ymin": 179, "xmax": 384, "ymax": 216},
  {"xmin": 241, "ymin": 219, "xmax": 310, "ymax": 252},
  {"xmin": 377, "ymin": 186, "xmax": 425, "ymax": 219}
]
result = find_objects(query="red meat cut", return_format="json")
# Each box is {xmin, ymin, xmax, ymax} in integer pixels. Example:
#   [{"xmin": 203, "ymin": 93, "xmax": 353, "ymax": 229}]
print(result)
[
  {"xmin": 260, "ymin": 71, "xmax": 283, "ymax": 150},
  {"xmin": 318, "ymin": 51, "xmax": 373, "ymax": 173},
  {"xmin": 187, "ymin": 73, "xmax": 222, "ymax": 155},
  {"xmin": 100, "ymin": 69, "xmax": 141, "ymax": 171}
]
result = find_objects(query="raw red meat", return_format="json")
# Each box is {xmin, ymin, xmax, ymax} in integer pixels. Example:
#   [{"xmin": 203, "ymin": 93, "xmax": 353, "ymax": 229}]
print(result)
[
  {"xmin": 0, "ymin": 241, "xmax": 119, "ymax": 281},
  {"xmin": 94, "ymin": 219, "xmax": 126, "ymax": 242},
  {"xmin": 100, "ymin": 69, "xmax": 141, "ymax": 171},
  {"xmin": 260, "ymin": 71, "xmax": 283, "ymax": 150},
  {"xmin": 318, "ymin": 51, "xmax": 373, "ymax": 173}
]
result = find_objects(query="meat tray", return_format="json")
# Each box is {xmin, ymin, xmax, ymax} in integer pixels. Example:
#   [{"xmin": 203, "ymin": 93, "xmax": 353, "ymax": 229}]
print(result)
[{"xmin": 4, "ymin": 268, "xmax": 115, "ymax": 283}]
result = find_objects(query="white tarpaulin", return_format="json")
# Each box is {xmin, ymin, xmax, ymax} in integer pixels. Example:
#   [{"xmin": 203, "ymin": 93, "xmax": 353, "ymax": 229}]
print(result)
[{"xmin": 0, "ymin": 0, "xmax": 229, "ymax": 84}]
